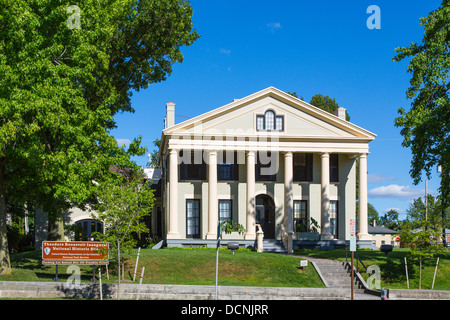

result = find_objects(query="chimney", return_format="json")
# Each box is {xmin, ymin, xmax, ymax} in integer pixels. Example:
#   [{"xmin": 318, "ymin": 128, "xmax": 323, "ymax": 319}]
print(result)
[
  {"xmin": 334, "ymin": 107, "xmax": 346, "ymax": 120},
  {"xmin": 165, "ymin": 102, "xmax": 175, "ymax": 128},
  {"xmin": 373, "ymin": 220, "xmax": 376, "ymax": 227}
]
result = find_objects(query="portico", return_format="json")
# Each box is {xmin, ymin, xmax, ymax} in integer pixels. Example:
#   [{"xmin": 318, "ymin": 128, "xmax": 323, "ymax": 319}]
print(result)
[{"xmin": 158, "ymin": 87, "xmax": 376, "ymax": 250}]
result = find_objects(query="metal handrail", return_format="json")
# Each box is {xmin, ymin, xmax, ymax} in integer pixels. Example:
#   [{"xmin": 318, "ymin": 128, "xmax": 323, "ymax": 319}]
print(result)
[{"xmin": 345, "ymin": 245, "xmax": 367, "ymax": 272}]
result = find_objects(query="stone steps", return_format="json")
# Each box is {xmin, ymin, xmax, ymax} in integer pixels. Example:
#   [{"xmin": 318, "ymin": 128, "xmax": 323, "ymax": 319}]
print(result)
[
  {"xmin": 262, "ymin": 239, "xmax": 286, "ymax": 253},
  {"xmin": 311, "ymin": 259, "xmax": 366, "ymax": 292}
]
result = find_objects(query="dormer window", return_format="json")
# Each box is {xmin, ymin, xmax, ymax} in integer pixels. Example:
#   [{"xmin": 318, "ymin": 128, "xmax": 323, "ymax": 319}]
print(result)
[{"xmin": 256, "ymin": 110, "xmax": 284, "ymax": 131}]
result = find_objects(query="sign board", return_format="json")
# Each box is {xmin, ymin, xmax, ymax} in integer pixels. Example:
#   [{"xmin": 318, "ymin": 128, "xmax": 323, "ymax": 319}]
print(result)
[
  {"xmin": 350, "ymin": 235, "xmax": 356, "ymax": 252},
  {"xmin": 300, "ymin": 260, "xmax": 308, "ymax": 267},
  {"xmin": 350, "ymin": 219, "xmax": 356, "ymax": 236},
  {"xmin": 42, "ymin": 241, "xmax": 109, "ymax": 265}
]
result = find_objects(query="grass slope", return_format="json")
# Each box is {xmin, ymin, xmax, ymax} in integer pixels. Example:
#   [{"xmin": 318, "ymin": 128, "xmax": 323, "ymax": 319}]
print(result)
[
  {"xmin": 295, "ymin": 248, "xmax": 450, "ymax": 290},
  {"xmin": 0, "ymin": 248, "xmax": 326, "ymax": 288}
]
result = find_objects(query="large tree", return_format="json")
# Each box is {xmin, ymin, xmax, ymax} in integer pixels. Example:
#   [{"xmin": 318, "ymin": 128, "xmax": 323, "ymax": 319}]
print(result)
[
  {"xmin": 393, "ymin": 1, "xmax": 450, "ymax": 203},
  {"xmin": 309, "ymin": 94, "xmax": 351, "ymax": 121},
  {"xmin": 379, "ymin": 209, "xmax": 401, "ymax": 230},
  {"xmin": 0, "ymin": 0, "xmax": 199, "ymax": 274}
]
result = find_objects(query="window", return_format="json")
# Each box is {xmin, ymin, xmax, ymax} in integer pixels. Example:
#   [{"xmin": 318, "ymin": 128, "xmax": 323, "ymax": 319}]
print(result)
[
  {"xmin": 256, "ymin": 115, "xmax": 264, "ymax": 131},
  {"xmin": 218, "ymin": 152, "xmax": 239, "ymax": 181},
  {"xmin": 275, "ymin": 116, "xmax": 284, "ymax": 131},
  {"xmin": 256, "ymin": 110, "xmax": 284, "ymax": 131},
  {"xmin": 219, "ymin": 200, "xmax": 232, "ymax": 225},
  {"xmin": 179, "ymin": 150, "xmax": 206, "ymax": 181},
  {"xmin": 294, "ymin": 201, "xmax": 307, "ymax": 232},
  {"xmin": 265, "ymin": 110, "xmax": 275, "ymax": 130},
  {"xmin": 330, "ymin": 201, "xmax": 338, "ymax": 238},
  {"xmin": 186, "ymin": 199, "xmax": 200, "ymax": 238},
  {"xmin": 293, "ymin": 153, "xmax": 313, "ymax": 182},
  {"xmin": 74, "ymin": 219, "xmax": 103, "ymax": 241},
  {"xmin": 330, "ymin": 154, "xmax": 339, "ymax": 182}
]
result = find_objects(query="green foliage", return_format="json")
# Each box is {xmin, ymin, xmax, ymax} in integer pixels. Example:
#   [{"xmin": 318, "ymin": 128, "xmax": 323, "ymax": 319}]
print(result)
[
  {"xmin": 296, "ymin": 217, "xmax": 321, "ymax": 233},
  {"xmin": 310, "ymin": 94, "xmax": 351, "ymax": 121},
  {"xmin": 379, "ymin": 209, "xmax": 402, "ymax": 230},
  {"xmin": 0, "ymin": 0, "xmax": 199, "ymax": 274},
  {"xmin": 399, "ymin": 219, "xmax": 444, "ymax": 261},
  {"xmin": 90, "ymin": 167, "xmax": 155, "ymax": 262},
  {"xmin": 148, "ymin": 138, "xmax": 161, "ymax": 168},
  {"xmin": 405, "ymin": 195, "xmax": 449, "ymax": 229},
  {"xmin": 220, "ymin": 220, "xmax": 246, "ymax": 234},
  {"xmin": 392, "ymin": 1, "xmax": 450, "ymax": 202}
]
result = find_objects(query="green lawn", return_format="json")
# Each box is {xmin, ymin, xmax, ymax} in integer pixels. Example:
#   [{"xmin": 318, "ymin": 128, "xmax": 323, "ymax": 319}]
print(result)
[
  {"xmin": 294, "ymin": 248, "xmax": 450, "ymax": 290},
  {"xmin": 0, "ymin": 248, "xmax": 326, "ymax": 288},
  {"xmin": 3, "ymin": 247, "xmax": 449, "ymax": 291}
]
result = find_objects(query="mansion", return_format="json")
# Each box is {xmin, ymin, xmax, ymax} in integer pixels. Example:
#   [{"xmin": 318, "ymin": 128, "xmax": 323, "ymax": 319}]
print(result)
[{"xmin": 155, "ymin": 87, "xmax": 377, "ymax": 251}]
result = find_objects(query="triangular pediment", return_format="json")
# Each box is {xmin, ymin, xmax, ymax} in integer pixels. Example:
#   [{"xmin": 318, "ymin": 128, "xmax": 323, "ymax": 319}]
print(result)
[{"xmin": 163, "ymin": 87, "xmax": 376, "ymax": 141}]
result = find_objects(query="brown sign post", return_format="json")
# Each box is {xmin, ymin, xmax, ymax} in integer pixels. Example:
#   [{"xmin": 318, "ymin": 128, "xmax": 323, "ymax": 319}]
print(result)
[
  {"xmin": 42, "ymin": 241, "xmax": 109, "ymax": 265},
  {"xmin": 349, "ymin": 219, "xmax": 356, "ymax": 301}
]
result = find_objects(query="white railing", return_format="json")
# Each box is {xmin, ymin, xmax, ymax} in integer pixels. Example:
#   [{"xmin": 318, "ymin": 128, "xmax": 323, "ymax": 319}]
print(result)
[
  {"xmin": 280, "ymin": 224, "xmax": 289, "ymax": 252},
  {"xmin": 280, "ymin": 223, "xmax": 294, "ymax": 254}
]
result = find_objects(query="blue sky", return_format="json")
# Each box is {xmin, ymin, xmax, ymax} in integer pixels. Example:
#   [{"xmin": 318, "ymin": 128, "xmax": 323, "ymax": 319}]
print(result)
[{"xmin": 111, "ymin": 0, "xmax": 444, "ymax": 220}]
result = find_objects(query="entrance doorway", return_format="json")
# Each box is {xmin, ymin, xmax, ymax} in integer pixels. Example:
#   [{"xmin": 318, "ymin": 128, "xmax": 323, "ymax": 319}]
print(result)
[{"xmin": 255, "ymin": 194, "xmax": 275, "ymax": 239}]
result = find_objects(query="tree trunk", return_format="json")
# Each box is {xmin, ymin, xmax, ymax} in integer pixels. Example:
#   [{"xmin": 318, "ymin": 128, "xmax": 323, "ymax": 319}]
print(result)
[
  {"xmin": 47, "ymin": 207, "xmax": 65, "ymax": 241},
  {"xmin": 0, "ymin": 159, "xmax": 11, "ymax": 275},
  {"xmin": 419, "ymin": 258, "xmax": 422, "ymax": 289},
  {"xmin": 117, "ymin": 241, "xmax": 121, "ymax": 300}
]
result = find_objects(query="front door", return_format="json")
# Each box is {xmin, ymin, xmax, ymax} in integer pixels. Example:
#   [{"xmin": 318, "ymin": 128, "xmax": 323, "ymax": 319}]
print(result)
[{"xmin": 256, "ymin": 195, "xmax": 275, "ymax": 239}]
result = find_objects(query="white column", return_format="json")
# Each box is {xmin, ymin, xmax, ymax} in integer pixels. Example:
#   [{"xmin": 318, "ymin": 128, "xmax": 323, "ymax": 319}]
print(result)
[
  {"xmin": 206, "ymin": 150, "xmax": 218, "ymax": 239},
  {"xmin": 358, "ymin": 153, "xmax": 371, "ymax": 240},
  {"xmin": 284, "ymin": 152, "xmax": 294, "ymax": 253},
  {"xmin": 167, "ymin": 149, "xmax": 180, "ymax": 239},
  {"xmin": 320, "ymin": 152, "xmax": 333, "ymax": 240},
  {"xmin": 284, "ymin": 152, "xmax": 294, "ymax": 232},
  {"xmin": 245, "ymin": 151, "xmax": 256, "ymax": 240}
]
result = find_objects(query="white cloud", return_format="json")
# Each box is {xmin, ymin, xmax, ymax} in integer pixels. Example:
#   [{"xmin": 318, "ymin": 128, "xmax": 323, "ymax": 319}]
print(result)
[
  {"xmin": 267, "ymin": 22, "xmax": 281, "ymax": 29},
  {"xmin": 116, "ymin": 138, "xmax": 131, "ymax": 147},
  {"xmin": 266, "ymin": 22, "xmax": 282, "ymax": 32},
  {"xmin": 368, "ymin": 184, "xmax": 424, "ymax": 199},
  {"xmin": 220, "ymin": 48, "xmax": 231, "ymax": 55},
  {"xmin": 367, "ymin": 173, "xmax": 395, "ymax": 183}
]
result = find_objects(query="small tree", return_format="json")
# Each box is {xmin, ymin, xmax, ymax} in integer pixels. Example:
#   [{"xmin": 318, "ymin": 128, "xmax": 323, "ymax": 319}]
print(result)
[
  {"xmin": 91, "ymin": 166, "xmax": 155, "ymax": 292},
  {"xmin": 399, "ymin": 219, "xmax": 444, "ymax": 288}
]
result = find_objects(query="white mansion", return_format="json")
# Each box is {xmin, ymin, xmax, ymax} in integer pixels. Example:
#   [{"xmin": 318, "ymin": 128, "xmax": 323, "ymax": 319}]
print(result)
[{"xmin": 155, "ymin": 87, "xmax": 377, "ymax": 251}]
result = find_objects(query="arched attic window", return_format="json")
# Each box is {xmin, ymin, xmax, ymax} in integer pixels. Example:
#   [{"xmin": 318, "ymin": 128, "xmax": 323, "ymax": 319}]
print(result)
[{"xmin": 256, "ymin": 109, "xmax": 284, "ymax": 131}]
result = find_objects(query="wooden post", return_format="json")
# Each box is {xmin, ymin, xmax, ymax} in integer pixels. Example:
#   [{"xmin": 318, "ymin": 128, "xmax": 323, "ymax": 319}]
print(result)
[
  {"xmin": 405, "ymin": 257, "xmax": 409, "ymax": 289},
  {"xmin": 432, "ymin": 257, "xmax": 439, "ymax": 289},
  {"xmin": 419, "ymin": 258, "xmax": 422, "ymax": 289},
  {"xmin": 133, "ymin": 247, "xmax": 141, "ymax": 282},
  {"xmin": 351, "ymin": 251, "xmax": 354, "ymax": 300},
  {"xmin": 136, "ymin": 267, "xmax": 145, "ymax": 300},
  {"xmin": 99, "ymin": 267, "xmax": 103, "ymax": 300}
]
